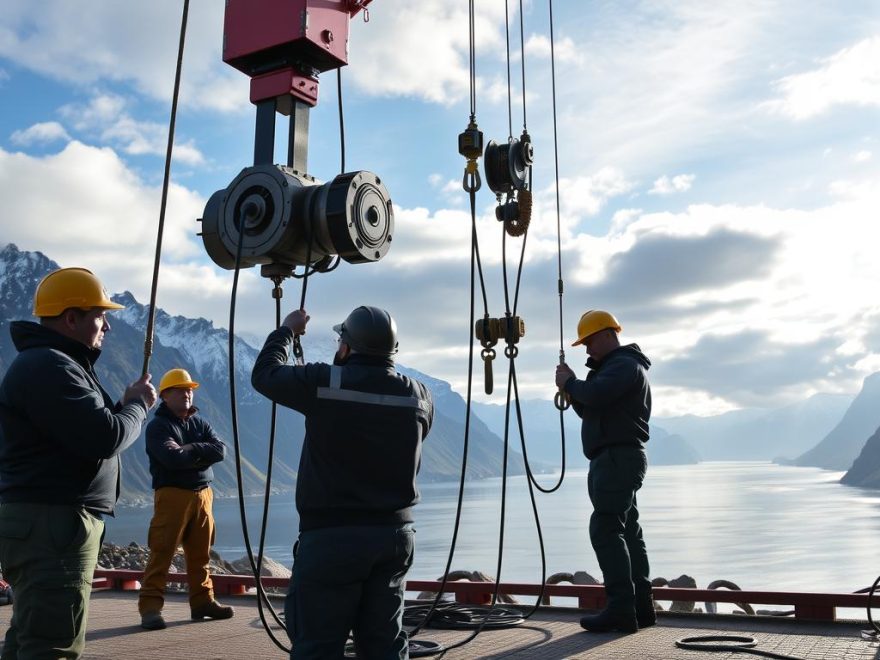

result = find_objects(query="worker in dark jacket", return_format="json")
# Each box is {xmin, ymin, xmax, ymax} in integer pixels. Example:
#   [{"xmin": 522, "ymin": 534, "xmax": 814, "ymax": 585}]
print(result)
[
  {"xmin": 556, "ymin": 309, "xmax": 654, "ymax": 634},
  {"xmin": 138, "ymin": 368, "xmax": 232, "ymax": 630},
  {"xmin": 252, "ymin": 305, "xmax": 433, "ymax": 660},
  {"xmin": 0, "ymin": 267, "xmax": 156, "ymax": 659}
]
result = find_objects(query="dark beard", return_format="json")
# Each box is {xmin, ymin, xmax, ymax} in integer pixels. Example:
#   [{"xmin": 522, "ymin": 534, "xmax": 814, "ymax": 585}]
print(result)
[{"xmin": 333, "ymin": 352, "xmax": 349, "ymax": 366}]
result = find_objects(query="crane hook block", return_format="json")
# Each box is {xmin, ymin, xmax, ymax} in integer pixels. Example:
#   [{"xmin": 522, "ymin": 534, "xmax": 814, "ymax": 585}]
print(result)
[{"xmin": 201, "ymin": 165, "xmax": 393, "ymax": 272}]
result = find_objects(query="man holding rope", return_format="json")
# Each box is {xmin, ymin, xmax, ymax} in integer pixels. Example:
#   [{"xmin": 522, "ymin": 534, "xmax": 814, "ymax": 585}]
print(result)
[{"xmin": 252, "ymin": 305, "xmax": 433, "ymax": 659}]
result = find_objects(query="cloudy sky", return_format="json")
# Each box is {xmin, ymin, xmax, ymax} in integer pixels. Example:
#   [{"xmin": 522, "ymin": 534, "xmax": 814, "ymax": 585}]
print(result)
[{"xmin": 1, "ymin": 1, "xmax": 878, "ymax": 416}]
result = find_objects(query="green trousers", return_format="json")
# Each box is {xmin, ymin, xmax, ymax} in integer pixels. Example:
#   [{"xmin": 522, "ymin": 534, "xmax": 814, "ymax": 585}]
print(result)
[
  {"xmin": 588, "ymin": 445, "xmax": 652, "ymax": 612},
  {"xmin": 0, "ymin": 503, "xmax": 104, "ymax": 660}
]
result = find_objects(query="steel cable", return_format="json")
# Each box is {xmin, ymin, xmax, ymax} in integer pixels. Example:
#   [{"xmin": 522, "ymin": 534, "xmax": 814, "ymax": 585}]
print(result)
[{"xmin": 142, "ymin": 0, "xmax": 189, "ymax": 376}]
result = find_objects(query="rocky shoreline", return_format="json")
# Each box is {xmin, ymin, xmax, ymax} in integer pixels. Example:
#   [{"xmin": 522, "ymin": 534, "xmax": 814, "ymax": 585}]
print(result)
[{"xmin": 98, "ymin": 542, "xmax": 291, "ymax": 580}]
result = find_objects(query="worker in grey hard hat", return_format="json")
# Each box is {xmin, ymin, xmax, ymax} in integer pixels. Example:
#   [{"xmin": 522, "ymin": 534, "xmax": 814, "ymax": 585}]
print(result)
[
  {"xmin": 251, "ymin": 305, "xmax": 433, "ymax": 658},
  {"xmin": 332, "ymin": 305, "xmax": 399, "ymax": 359}
]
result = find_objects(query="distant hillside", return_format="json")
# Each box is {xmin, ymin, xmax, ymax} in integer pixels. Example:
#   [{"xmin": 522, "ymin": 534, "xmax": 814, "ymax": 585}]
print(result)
[
  {"xmin": 656, "ymin": 392, "xmax": 852, "ymax": 462},
  {"xmin": 790, "ymin": 372, "xmax": 880, "ymax": 471},
  {"xmin": 840, "ymin": 427, "xmax": 880, "ymax": 488},
  {"xmin": 473, "ymin": 399, "xmax": 700, "ymax": 467},
  {"xmin": 0, "ymin": 243, "xmax": 523, "ymax": 504},
  {"xmin": 647, "ymin": 427, "xmax": 700, "ymax": 465}
]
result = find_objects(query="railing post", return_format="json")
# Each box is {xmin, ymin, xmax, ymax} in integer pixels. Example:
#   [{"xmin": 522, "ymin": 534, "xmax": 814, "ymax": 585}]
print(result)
[{"xmin": 794, "ymin": 604, "xmax": 836, "ymax": 621}]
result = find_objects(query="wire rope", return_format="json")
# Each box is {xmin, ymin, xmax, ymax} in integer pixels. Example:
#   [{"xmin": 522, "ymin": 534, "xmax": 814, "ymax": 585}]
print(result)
[{"xmin": 142, "ymin": 0, "xmax": 189, "ymax": 376}]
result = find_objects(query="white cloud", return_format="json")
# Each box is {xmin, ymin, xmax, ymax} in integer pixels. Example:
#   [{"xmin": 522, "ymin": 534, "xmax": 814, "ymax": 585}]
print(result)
[
  {"xmin": 347, "ymin": 0, "xmax": 507, "ymax": 104},
  {"xmin": 0, "ymin": 141, "xmax": 206, "ymax": 296},
  {"xmin": 10, "ymin": 121, "xmax": 71, "ymax": 146},
  {"xmin": 523, "ymin": 34, "xmax": 583, "ymax": 65},
  {"xmin": 765, "ymin": 37, "xmax": 880, "ymax": 120},
  {"xmin": 556, "ymin": 168, "xmax": 633, "ymax": 221},
  {"xmin": 60, "ymin": 94, "xmax": 205, "ymax": 166},
  {"xmin": 649, "ymin": 174, "xmax": 695, "ymax": 195},
  {"xmin": 0, "ymin": 1, "xmax": 244, "ymax": 112},
  {"xmin": 854, "ymin": 150, "xmax": 872, "ymax": 163}
]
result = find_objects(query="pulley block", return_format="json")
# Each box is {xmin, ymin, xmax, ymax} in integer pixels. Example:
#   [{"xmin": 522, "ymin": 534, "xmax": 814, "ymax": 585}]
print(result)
[
  {"xmin": 483, "ymin": 132, "xmax": 532, "ymax": 195},
  {"xmin": 474, "ymin": 315, "xmax": 526, "ymax": 346},
  {"xmin": 199, "ymin": 165, "xmax": 393, "ymax": 272}
]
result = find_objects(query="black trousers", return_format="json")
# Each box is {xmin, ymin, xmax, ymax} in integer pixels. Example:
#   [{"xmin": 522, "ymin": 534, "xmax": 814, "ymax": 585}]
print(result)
[
  {"xmin": 588, "ymin": 445, "xmax": 652, "ymax": 612},
  {"xmin": 285, "ymin": 524, "xmax": 415, "ymax": 660}
]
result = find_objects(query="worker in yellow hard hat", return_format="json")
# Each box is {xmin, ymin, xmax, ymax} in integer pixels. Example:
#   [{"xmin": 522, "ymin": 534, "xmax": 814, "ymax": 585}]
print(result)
[
  {"xmin": 0, "ymin": 267, "xmax": 157, "ymax": 659},
  {"xmin": 555, "ymin": 309, "xmax": 654, "ymax": 634},
  {"xmin": 138, "ymin": 368, "xmax": 233, "ymax": 630}
]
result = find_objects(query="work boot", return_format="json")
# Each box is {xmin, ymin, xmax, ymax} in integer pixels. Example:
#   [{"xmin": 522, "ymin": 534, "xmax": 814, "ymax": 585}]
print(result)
[
  {"xmin": 191, "ymin": 600, "xmax": 235, "ymax": 621},
  {"xmin": 140, "ymin": 611, "xmax": 167, "ymax": 630},
  {"xmin": 636, "ymin": 601, "xmax": 657, "ymax": 629},
  {"xmin": 579, "ymin": 607, "xmax": 638, "ymax": 634}
]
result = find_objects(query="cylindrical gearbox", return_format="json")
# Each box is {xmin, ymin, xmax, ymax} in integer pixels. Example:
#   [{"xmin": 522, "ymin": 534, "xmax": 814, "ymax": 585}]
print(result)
[{"xmin": 200, "ymin": 164, "xmax": 393, "ymax": 270}]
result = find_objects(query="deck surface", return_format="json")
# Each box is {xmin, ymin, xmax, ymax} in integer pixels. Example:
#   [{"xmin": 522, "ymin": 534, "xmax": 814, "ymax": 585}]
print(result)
[{"xmin": 1, "ymin": 591, "xmax": 878, "ymax": 659}]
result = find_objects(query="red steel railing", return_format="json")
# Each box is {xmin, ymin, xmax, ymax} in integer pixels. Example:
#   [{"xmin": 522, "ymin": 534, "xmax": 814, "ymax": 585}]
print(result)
[{"xmin": 92, "ymin": 570, "xmax": 871, "ymax": 622}]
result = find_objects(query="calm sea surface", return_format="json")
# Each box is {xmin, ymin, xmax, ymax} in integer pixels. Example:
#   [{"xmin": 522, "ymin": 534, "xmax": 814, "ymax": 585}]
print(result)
[{"xmin": 107, "ymin": 462, "xmax": 880, "ymax": 594}]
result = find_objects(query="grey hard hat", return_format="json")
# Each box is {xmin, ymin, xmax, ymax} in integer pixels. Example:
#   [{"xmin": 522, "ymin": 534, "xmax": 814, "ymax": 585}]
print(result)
[{"xmin": 333, "ymin": 306, "xmax": 399, "ymax": 355}]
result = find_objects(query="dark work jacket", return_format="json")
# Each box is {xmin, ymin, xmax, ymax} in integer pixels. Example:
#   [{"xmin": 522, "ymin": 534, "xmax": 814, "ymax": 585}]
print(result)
[
  {"xmin": 564, "ymin": 344, "xmax": 652, "ymax": 460},
  {"xmin": 146, "ymin": 402, "xmax": 226, "ymax": 490},
  {"xmin": 0, "ymin": 321, "xmax": 148, "ymax": 515},
  {"xmin": 251, "ymin": 327, "xmax": 434, "ymax": 532}
]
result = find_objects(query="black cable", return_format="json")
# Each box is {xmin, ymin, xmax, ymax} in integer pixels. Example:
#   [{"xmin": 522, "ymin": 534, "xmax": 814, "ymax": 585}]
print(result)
[
  {"xmin": 675, "ymin": 635, "xmax": 807, "ymax": 659},
  {"xmin": 407, "ymin": 187, "xmax": 481, "ymax": 643},
  {"xmin": 252, "ymin": 293, "xmax": 286, "ymax": 633},
  {"xmin": 337, "ymin": 68, "xmax": 346, "ymax": 173},
  {"xmin": 518, "ymin": 0, "xmax": 528, "ymax": 132},
  {"xmin": 867, "ymin": 574, "xmax": 880, "ymax": 635},
  {"xmin": 228, "ymin": 216, "xmax": 291, "ymax": 653},
  {"xmin": 142, "ymin": 0, "xmax": 189, "ymax": 376},
  {"xmin": 468, "ymin": 0, "xmax": 476, "ymax": 119},
  {"xmin": 404, "ymin": 604, "xmax": 524, "ymax": 630},
  {"xmin": 503, "ymin": 0, "xmax": 513, "ymax": 140}
]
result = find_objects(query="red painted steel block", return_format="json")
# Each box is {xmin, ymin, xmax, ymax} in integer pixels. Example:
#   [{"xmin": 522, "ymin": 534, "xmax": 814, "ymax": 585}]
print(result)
[{"xmin": 224, "ymin": 0, "xmax": 353, "ymax": 76}]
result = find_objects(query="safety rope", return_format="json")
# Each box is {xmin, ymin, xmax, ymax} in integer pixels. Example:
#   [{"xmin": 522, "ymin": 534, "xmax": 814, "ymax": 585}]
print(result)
[{"xmin": 141, "ymin": 0, "xmax": 189, "ymax": 376}]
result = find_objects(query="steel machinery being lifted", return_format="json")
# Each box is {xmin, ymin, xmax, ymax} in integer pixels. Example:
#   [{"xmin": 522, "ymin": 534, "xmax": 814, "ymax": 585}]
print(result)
[{"xmin": 199, "ymin": 0, "xmax": 392, "ymax": 280}]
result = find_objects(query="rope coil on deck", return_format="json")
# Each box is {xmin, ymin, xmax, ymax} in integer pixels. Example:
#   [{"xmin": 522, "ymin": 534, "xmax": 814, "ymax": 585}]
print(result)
[{"xmin": 675, "ymin": 635, "xmax": 806, "ymax": 660}]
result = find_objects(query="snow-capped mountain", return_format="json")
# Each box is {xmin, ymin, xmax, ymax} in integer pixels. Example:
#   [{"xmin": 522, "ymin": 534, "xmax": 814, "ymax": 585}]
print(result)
[{"xmin": 112, "ymin": 291, "xmax": 262, "ymax": 404}]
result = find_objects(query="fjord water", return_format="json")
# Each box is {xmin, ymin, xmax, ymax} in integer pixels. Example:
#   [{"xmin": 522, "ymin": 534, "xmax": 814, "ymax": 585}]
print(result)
[{"xmin": 108, "ymin": 462, "xmax": 880, "ymax": 594}]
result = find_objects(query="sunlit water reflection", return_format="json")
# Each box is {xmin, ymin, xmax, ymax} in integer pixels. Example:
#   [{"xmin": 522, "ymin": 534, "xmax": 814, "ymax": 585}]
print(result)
[{"xmin": 108, "ymin": 462, "xmax": 880, "ymax": 594}]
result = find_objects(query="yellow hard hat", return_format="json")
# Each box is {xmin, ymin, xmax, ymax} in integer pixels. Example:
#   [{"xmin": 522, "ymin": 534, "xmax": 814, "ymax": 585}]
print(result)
[
  {"xmin": 158, "ymin": 368, "xmax": 200, "ymax": 395},
  {"xmin": 33, "ymin": 267, "xmax": 125, "ymax": 318},
  {"xmin": 571, "ymin": 310, "xmax": 621, "ymax": 346}
]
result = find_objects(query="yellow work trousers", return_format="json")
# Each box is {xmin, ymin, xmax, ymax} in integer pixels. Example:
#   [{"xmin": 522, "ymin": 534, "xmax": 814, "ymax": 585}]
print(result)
[{"xmin": 138, "ymin": 486, "xmax": 216, "ymax": 614}]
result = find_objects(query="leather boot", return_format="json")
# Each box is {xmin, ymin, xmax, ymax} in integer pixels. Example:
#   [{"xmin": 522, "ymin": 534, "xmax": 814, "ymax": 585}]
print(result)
[
  {"xmin": 579, "ymin": 607, "xmax": 638, "ymax": 633},
  {"xmin": 636, "ymin": 601, "xmax": 657, "ymax": 628},
  {"xmin": 191, "ymin": 600, "xmax": 235, "ymax": 621},
  {"xmin": 140, "ymin": 611, "xmax": 167, "ymax": 630}
]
